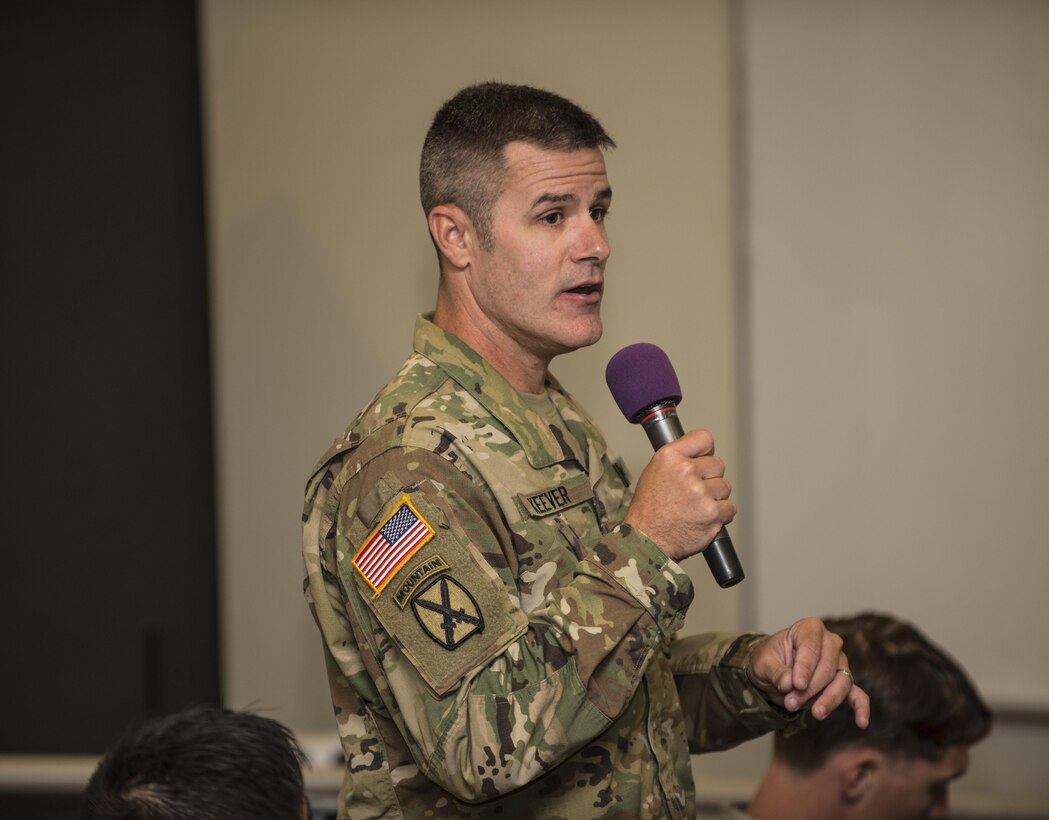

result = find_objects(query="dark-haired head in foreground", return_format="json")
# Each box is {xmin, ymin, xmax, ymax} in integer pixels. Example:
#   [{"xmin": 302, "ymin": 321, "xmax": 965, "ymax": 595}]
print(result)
[
  {"xmin": 79, "ymin": 705, "xmax": 309, "ymax": 820},
  {"xmin": 746, "ymin": 612, "xmax": 992, "ymax": 820}
]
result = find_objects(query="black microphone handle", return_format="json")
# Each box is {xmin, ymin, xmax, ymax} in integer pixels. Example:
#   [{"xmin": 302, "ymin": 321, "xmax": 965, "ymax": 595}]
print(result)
[{"xmin": 639, "ymin": 403, "xmax": 745, "ymax": 588}]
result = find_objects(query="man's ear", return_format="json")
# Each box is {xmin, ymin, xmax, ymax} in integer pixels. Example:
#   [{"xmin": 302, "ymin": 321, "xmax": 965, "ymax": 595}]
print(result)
[
  {"xmin": 427, "ymin": 205, "xmax": 474, "ymax": 271},
  {"xmin": 835, "ymin": 747, "xmax": 880, "ymax": 805}
]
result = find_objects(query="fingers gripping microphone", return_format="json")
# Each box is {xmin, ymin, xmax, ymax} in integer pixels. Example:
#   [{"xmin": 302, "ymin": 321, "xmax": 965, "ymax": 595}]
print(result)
[{"xmin": 605, "ymin": 343, "xmax": 745, "ymax": 588}]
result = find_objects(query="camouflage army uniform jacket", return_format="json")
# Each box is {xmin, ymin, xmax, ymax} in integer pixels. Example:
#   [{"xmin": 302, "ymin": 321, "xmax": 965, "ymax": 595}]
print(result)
[{"xmin": 303, "ymin": 315, "xmax": 793, "ymax": 819}]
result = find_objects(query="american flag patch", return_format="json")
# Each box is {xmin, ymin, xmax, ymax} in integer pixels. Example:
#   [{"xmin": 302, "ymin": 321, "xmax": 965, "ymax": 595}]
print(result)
[{"xmin": 353, "ymin": 496, "xmax": 435, "ymax": 595}]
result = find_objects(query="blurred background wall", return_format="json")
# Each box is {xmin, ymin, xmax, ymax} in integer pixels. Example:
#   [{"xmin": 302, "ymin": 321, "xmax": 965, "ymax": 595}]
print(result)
[{"xmin": 739, "ymin": 0, "xmax": 1049, "ymax": 804}]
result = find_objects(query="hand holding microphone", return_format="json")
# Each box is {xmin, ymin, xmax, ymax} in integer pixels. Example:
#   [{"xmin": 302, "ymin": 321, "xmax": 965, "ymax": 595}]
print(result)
[{"xmin": 605, "ymin": 343, "xmax": 745, "ymax": 587}]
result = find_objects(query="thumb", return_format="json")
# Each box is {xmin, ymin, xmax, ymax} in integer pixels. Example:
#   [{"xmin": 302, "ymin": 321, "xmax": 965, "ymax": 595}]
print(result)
[
  {"xmin": 748, "ymin": 635, "xmax": 795, "ymax": 696},
  {"xmin": 664, "ymin": 428, "xmax": 716, "ymax": 459}
]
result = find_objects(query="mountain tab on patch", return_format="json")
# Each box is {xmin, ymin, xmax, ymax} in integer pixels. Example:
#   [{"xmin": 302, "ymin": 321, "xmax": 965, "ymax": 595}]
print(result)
[{"xmin": 392, "ymin": 554, "xmax": 450, "ymax": 609}]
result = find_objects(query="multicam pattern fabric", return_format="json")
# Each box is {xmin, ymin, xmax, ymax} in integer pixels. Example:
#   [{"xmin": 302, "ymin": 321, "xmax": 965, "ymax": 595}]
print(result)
[{"xmin": 302, "ymin": 314, "xmax": 795, "ymax": 819}]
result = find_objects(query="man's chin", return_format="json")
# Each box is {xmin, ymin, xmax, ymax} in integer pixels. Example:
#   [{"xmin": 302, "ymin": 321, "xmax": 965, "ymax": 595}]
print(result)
[
  {"xmin": 555, "ymin": 323, "xmax": 603, "ymax": 355},
  {"xmin": 575, "ymin": 331, "xmax": 603, "ymax": 350}
]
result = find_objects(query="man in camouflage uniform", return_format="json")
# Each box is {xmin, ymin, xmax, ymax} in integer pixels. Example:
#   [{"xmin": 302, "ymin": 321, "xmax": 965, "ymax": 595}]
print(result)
[{"xmin": 303, "ymin": 82, "xmax": 869, "ymax": 819}]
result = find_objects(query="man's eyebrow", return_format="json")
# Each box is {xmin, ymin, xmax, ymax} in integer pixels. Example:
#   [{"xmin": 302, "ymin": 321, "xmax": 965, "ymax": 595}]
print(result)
[
  {"xmin": 532, "ymin": 192, "xmax": 577, "ymax": 208},
  {"xmin": 531, "ymin": 187, "xmax": 613, "ymax": 208}
]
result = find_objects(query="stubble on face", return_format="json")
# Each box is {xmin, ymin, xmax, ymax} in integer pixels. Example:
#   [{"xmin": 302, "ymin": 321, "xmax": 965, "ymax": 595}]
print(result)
[{"xmin": 460, "ymin": 142, "xmax": 612, "ymax": 387}]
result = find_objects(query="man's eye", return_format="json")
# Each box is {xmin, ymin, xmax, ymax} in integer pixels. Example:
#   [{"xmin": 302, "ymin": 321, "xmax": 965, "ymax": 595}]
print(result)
[
  {"xmin": 540, "ymin": 212, "xmax": 563, "ymax": 225},
  {"xmin": 590, "ymin": 207, "xmax": 608, "ymax": 223}
]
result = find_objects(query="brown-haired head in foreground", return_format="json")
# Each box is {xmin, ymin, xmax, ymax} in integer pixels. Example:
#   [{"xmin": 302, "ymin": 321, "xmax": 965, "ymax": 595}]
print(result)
[{"xmin": 774, "ymin": 611, "xmax": 992, "ymax": 771}]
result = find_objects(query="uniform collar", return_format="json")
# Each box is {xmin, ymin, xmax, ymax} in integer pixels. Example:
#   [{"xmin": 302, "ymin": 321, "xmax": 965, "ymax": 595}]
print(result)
[{"xmin": 413, "ymin": 314, "xmax": 585, "ymax": 469}]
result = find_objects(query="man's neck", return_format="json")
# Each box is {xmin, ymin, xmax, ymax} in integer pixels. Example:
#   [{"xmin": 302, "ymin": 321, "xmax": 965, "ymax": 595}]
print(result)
[
  {"xmin": 433, "ymin": 299, "xmax": 551, "ymax": 394},
  {"xmin": 747, "ymin": 760, "xmax": 844, "ymax": 820}
]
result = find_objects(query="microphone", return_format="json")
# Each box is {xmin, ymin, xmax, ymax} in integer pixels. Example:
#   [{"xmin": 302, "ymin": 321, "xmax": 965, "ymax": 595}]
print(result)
[{"xmin": 605, "ymin": 343, "xmax": 745, "ymax": 588}]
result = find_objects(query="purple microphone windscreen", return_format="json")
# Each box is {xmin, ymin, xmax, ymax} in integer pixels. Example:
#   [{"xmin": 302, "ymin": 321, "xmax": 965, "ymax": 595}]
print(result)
[{"xmin": 605, "ymin": 343, "xmax": 682, "ymax": 422}]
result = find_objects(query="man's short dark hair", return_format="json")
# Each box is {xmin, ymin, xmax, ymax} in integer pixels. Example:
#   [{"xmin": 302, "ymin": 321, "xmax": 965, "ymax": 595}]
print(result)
[
  {"xmin": 774, "ymin": 612, "xmax": 992, "ymax": 772},
  {"xmin": 79, "ymin": 705, "xmax": 308, "ymax": 820},
  {"xmin": 419, "ymin": 81, "xmax": 615, "ymax": 250}
]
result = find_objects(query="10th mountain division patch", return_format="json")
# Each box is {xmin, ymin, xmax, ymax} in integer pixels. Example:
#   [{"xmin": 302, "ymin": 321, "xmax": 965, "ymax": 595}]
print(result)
[{"xmin": 410, "ymin": 574, "xmax": 484, "ymax": 650}]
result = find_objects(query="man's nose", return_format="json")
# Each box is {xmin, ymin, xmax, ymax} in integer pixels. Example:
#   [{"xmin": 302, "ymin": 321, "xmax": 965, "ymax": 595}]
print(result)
[{"xmin": 573, "ymin": 218, "xmax": 610, "ymax": 263}]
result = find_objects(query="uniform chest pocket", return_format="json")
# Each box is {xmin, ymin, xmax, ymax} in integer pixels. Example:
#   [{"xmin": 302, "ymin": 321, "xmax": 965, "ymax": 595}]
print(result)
[
  {"xmin": 553, "ymin": 509, "xmax": 593, "ymax": 562},
  {"xmin": 513, "ymin": 474, "xmax": 600, "ymax": 566}
]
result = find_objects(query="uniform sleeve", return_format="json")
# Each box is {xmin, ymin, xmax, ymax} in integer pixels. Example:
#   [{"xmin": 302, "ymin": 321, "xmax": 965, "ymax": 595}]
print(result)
[
  {"xmin": 670, "ymin": 632, "xmax": 802, "ymax": 753},
  {"xmin": 312, "ymin": 444, "xmax": 693, "ymax": 804}
]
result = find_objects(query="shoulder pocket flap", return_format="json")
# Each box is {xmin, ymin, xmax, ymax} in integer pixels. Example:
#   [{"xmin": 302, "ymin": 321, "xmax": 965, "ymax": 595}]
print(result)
[{"xmin": 347, "ymin": 491, "xmax": 526, "ymax": 696}]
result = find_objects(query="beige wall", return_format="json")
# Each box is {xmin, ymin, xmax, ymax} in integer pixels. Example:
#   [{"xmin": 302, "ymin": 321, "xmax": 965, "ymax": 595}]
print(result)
[
  {"xmin": 200, "ymin": 0, "xmax": 742, "ymax": 734},
  {"xmin": 745, "ymin": 0, "xmax": 1049, "ymax": 714},
  {"xmin": 737, "ymin": 0, "xmax": 1049, "ymax": 807}
]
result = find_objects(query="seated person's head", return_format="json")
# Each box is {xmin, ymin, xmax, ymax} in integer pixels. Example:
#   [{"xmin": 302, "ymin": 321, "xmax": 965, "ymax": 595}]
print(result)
[
  {"xmin": 80, "ymin": 704, "xmax": 309, "ymax": 820},
  {"xmin": 758, "ymin": 612, "xmax": 991, "ymax": 820}
]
